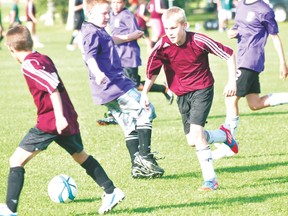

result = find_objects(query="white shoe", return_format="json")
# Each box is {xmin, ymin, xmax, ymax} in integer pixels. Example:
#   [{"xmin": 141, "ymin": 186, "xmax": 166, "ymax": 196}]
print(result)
[
  {"xmin": 98, "ymin": 188, "xmax": 125, "ymax": 215},
  {"xmin": 66, "ymin": 44, "xmax": 75, "ymax": 51},
  {"xmin": 212, "ymin": 143, "xmax": 235, "ymax": 160},
  {"xmin": 0, "ymin": 203, "xmax": 17, "ymax": 216}
]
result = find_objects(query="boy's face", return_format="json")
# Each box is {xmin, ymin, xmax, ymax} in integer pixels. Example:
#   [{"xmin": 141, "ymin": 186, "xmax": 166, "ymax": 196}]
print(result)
[
  {"xmin": 163, "ymin": 18, "xmax": 187, "ymax": 46},
  {"xmin": 111, "ymin": 0, "xmax": 126, "ymax": 15},
  {"xmin": 90, "ymin": 3, "xmax": 110, "ymax": 27}
]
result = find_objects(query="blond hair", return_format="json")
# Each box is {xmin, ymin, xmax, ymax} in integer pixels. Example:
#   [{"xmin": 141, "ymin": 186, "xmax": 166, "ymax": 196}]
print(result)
[
  {"xmin": 5, "ymin": 25, "xmax": 33, "ymax": 51},
  {"xmin": 162, "ymin": 7, "xmax": 187, "ymax": 24}
]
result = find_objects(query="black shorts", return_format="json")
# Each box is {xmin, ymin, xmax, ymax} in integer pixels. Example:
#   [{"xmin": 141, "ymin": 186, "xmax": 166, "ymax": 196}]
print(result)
[
  {"xmin": 177, "ymin": 86, "xmax": 214, "ymax": 134},
  {"xmin": 19, "ymin": 127, "xmax": 84, "ymax": 155},
  {"xmin": 236, "ymin": 68, "xmax": 261, "ymax": 97},
  {"xmin": 123, "ymin": 67, "xmax": 141, "ymax": 87}
]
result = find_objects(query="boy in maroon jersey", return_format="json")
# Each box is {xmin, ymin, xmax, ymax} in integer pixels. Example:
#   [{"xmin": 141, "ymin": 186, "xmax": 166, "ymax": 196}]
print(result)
[
  {"xmin": 141, "ymin": 7, "xmax": 238, "ymax": 191},
  {"xmin": 0, "ymin": 25, "xmax": 124, "ymax": 215}
]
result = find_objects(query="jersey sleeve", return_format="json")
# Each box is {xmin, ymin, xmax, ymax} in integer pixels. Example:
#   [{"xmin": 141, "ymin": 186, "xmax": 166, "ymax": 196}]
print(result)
[
  {"xmin": 82, "ymin": 30, "xmax": 100, "ymax": 61},
  {"xmin": 22, "ymin": 59, "xmax": 60, "ymax": 94},
  {"xmin": 146, "ymin": 40, "xmax": 164, "ymax": 78},
  {"xmin": 262, "ymin": 10, "xmax": 279, "ymax": 35},
  {"xmin": 194, "ymin": 33, "xmax": 233, "ymax": 60}
]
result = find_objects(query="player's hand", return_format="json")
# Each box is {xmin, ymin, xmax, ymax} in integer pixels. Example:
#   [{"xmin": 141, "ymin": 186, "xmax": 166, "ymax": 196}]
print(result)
[
  {"xmin": 223, "ymin": 81, "xmax": 237, "ymax": 97},
  {"xmin": 279, "ymin": 63, "xmax": 288, "ymax": 80},
  {"xmin": 227, "ymin": 29, "xmax": 238, "ymax": 39},
  {"xmin": 95, "ymin": 72, "xmax": 108, "ymax": 85},
  {"xmin": 56, "ymin": 116, "xmax": 68, "ymax": 134},
  {"xmin": 140, "ymin": 93, "xmax": 150, "ymax": 111}
]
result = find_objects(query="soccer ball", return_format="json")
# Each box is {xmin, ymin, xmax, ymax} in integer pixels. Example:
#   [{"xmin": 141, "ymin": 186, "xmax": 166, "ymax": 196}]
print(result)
[{"xmin": 48, "ymin": 174, "xmax": 78, "ymax": 203}]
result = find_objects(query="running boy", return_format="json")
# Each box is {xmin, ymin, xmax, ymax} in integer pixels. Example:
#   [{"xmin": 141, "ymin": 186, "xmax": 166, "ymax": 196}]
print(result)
[
  {"xmin": 79, "ymin": 0, "xmax": 164, "ymax": 178},
  {"xmin": 141, "ymin": 7, "xmax": 238, "ymax": 190},
  {"xmin": 0, "ymin": 25, "xmax": 124, "ymax": 215}
]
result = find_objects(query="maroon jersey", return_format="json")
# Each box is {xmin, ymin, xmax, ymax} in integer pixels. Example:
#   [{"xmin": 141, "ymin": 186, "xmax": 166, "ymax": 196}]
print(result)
[
  {"xmin": 22, "ymin": 52, "xmax": 79, "ymax": 135},
  {"xmin": 147, "ymin": 32, "xmax": 233, "ymax": 96}
]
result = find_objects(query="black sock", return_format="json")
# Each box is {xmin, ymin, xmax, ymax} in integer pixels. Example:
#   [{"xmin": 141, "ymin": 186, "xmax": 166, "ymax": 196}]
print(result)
[
  {"xmin": 6, "ymin": 167, "xmax": 25, "ymax": 213},
  {"xmin": 149, "ymin": 83, "xmax": 166, "ymax": 93},
  {"xmin": 81, "ymin": 155, "xmax": 115, "ymax": 194},
  {"xmin": 125, "ymin": 130, "xmax": 139, "ymax": 165},
  {"xmin": 137, "ymin": 123, "xmax": 152, "ymax": 156}
]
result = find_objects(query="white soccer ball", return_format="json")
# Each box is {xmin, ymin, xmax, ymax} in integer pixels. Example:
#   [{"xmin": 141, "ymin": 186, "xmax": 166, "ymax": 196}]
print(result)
[{"xmin": 48, "ymin": 174, "xmax": 78, "ymax": 203}]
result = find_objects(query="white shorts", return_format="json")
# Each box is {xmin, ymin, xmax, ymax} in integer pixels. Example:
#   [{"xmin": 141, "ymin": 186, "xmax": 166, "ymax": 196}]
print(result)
[{"xmin": 218, "ymin": 9, "xmax": 232, "ymax": 21}]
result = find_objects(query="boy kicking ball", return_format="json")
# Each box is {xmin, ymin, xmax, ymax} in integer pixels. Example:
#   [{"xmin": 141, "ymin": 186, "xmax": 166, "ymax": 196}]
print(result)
[{"xmin": 0, "ymin": 25, "xmax": 124, "ymax": 215}]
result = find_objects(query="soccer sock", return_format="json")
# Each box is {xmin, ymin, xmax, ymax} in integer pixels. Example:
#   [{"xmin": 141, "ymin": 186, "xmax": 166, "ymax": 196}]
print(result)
[
  {"xmin": 125, "ymin": 130, "xmax": 139, "ymax": 165},
  {"xmin": 205, "ymin": 129, "xmax": 226, "ymax": 144},
  {"xmin": 137, "ymin": 123, "xmax": 152, "ymax": 156},
  {"xmin": 6, "ymin": 167, "xmax": 25, "ymax": 213},
  {"xmin": 196, "ymin": 146, "xmax": 216, "ymax": 181},
  {"xmin": 267, "ymin": 93, "xmax": 288, "ymax": 106},
  {"xmin": 149, "ymin": 83, "xmax": 166, "ymax": 93},
  {"xmin": 81, "ymin": 156, "xmax": 115, "ymax": 194},
  {"xmin": 225, "ymin": 116, "xmax": 239, "ymax": 137}
]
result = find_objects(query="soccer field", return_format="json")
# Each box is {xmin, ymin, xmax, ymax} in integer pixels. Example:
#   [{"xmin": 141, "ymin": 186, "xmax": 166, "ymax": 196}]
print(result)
[{"xmin": 0, "ymin": 16, "xmax": 288, "ymax": 216}]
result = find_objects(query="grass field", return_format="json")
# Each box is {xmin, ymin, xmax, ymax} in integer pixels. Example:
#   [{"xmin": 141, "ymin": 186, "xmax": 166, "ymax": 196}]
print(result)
[{"xmin": 1, "ymin": 5, "xmax": 288, "ymax": 216}]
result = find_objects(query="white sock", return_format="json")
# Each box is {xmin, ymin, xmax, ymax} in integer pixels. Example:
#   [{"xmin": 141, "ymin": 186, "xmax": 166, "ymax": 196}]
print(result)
[
  {"xmin": 225, "ymin": 116, "xmax": 239, "ymax": 137},
  {"xmin": 205, "ymin": 129, "xmax": 226, "ymax": 144},
  {"xmin": 267, "ymin": 93, "xmax": 288, "ymax": 106},
  {"xmin": 196, "ymin": 146, "xmax": 216, "ymax": 181}
]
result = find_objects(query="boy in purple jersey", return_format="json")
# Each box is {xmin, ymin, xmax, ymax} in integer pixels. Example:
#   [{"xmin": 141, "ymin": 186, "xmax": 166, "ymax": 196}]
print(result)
[
  {"xmin": 0, "ymin": 25, "xmax": 124, "ymax": 215},
  {"xmin": 141, "ymin": 7, "xmax": 238, "ymax": 191},
  {"xmin": 79, "ymin": 0, "xmax": 164, "ymax": 179},
  {"xmin": 213, "ymin": 0, "xmax": 288, "ymax": 159}
]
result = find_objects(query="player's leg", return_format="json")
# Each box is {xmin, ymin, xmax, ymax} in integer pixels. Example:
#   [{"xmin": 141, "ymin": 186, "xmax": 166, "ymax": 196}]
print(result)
[
  {"xmin": 3, "ymin": 127, "xmax": 55, "ymax": 214},
  {"xmin": 56, "ymin": 134, "xmax": 125, "ymax": 214}
]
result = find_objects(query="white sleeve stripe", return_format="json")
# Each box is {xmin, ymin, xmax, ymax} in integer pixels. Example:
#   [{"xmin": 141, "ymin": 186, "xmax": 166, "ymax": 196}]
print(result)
[
  {"xmin": 22, "ymin": 60, "xmax": 59, "ymax": 89},
  {"xmin": 147, "ymin": 39, "xmax": 162, "ymax": 73},
  {"xmin": 194, "ymin": 34, "xmax": 231, "ymax": 60},
  {"xmin": 22, "ymin": 71, "xmax": 54, "ymax": 94}
]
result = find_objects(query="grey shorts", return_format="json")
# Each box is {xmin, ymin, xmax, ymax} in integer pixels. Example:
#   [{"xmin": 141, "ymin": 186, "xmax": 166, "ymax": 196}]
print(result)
[
  {"xmin": 105, "ymin": 88, "xmax": 156, "ymax": 136},
  {"xmin": 236, "ymin": 68, "xmax": 260, "ymax": 97},
  {"xmin": 177, "ymin": 86, "xmax": 214, "ymax": 134},
  {"xmin": 19, "ymin": 127, "xmax": 84, "ymax": 155}
]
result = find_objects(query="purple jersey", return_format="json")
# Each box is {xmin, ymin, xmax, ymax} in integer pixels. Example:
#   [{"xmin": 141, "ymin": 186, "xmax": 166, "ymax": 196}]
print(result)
[
  {"xmin": 22, "ymin": 52, "xmax": 79, "ymax": 135},
  {"xmin": 233, "ymin": 0, "xmax": 278, "ymax": 72},
  {"xmin": 80, "ymin": 21, "xmax": 135, "ymax": 105},
  {"xmin": 147, "ymin": 32, "xmax": 233, "ymax": 96},
  {"xmin": 109, "ymin": 8, "xmax": 141, "ymax": 68}
]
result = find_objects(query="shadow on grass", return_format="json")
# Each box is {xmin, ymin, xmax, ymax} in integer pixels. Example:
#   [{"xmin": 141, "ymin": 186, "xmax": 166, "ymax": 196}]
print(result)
[
  {"xmin": 216, "ymin": 161, "xmax": 288, "ymax": 173},
  {"xmin": 74, "ymin": 192, "xmax": 288, "ymax": 215},
  {"xmin": 73, "ymin": 197, "xmax": 100, "ymax": 203}
]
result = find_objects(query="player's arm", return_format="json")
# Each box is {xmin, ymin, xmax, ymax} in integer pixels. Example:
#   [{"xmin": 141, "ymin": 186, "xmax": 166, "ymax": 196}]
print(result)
[
  {"xmin": 270, "ymin": 34, "xmax": 288, "ymax": 80},
  {"xmin": 86, "ymin": 58, "xmax": 108, "ymax": 85},
  {"xmin": 224, "ymin": 53, "xmax": 237, "ymax": 97},
  {"xmin": 140, "ymin": 75, "xmax": 158, "ymax": 110},
  {"xmin": 50, "ymin": 88, "xmax": 68, "ymax": 134},
  {"xmin": 112, "ymin": 30, "xmax": 144, "ymax": 45}
]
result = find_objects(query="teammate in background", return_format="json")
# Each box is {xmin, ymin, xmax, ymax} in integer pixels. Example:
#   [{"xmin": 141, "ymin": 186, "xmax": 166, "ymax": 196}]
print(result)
[
  {"xmin": 0, "ymin": 1, "xmax": 4, "ymax": 49},
  {"xmin": 0, "ymin": 25, "xmax": 124, "ymax": 215},
  {"xmin": 9, "ymin": 0, "xmax": 21, "ymax": 28},
  {"xmin": 97, "ymin": 0, "xmax": 173, "ymax": 126},
  {"xmin": 213, "ymin": 0, "xmax": 288, "ymax": 159},
  {"xmin": 79, "ymin": 0, "xmax": 164, "ymax": 179},
  {"xmin": 217, "ymin": 0, "xmax": 234, "ymax": 32},
  {"xmin": 147, "ymin": 0, "xmax": 167, "ymax": 47},
  {"xmin": 26, "ymin": 0, "xmax": 44, "ymax": 48},
  {"xmin": 128, "ymin": 0, "xmax": 138, "ymax": 13},
  {"xmin": 135, "ymin": 0, "xmax": 153, "ymax": 51},
  {"xmin": 141, "ymin": 7, "xmax": 238, "ymax": 190},
  {"xmin": 67, "ymin": 0, "xmax": 84, "ymax": 51}
]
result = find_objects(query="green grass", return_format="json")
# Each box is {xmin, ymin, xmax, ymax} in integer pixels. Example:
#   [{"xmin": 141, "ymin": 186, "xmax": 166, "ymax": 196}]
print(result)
[{"xmin": 1, "ymin": 12, "xmax": 288, "ymax": 216}]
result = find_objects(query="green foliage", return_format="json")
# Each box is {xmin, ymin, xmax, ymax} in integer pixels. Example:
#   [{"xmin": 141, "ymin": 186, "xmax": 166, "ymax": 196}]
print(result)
[
  {"xmin": 35, "ymin": 0, "xmax": 68, "ymax": 22},
  {"xmin": 0, "ymin": 14, "xmax": 288, "ymax": 216}
]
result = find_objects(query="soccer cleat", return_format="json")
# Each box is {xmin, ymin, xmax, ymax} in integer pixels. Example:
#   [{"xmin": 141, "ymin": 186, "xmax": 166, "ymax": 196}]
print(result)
[
  {"xmin": 212, "ymin": 143, "xmax": 235, "ymax": 160},
  {"xmin": 198, "ymin": 179, "xmax": 219, "ymax": 191},
  {"xmin": 97, "ymin": 111, "xmax": 118, "ymax": 126},
  {"xmin": 98, "ymin": 188, "xmax": 125, "ymax": 215},
  {"xmin": 164, "ymin": 82, "xmax": 174, "ymax": 105},
  {"xmin": 219, "ymin": 124, "xmax": 238, "ymax": 154},
  {"xmin": 0, "ymin": 203, "xmax": 18, "ymax": 216},
  {"xmin": 134, "ymin": 152, "xmax": 164, "ymax": 178}
]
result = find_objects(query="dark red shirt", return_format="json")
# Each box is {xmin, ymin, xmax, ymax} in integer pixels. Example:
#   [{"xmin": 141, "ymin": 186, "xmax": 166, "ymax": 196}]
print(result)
[
  {"xmin": 22, "ymin": 52, "xmax": 79, "ymax": 135},
  {"xmin": 146, "ymin": 32, "xmax": 234, "ymax": 96}
]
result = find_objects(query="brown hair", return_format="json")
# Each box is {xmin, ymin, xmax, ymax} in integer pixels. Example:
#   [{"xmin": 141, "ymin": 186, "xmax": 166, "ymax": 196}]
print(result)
[{"xmin": 5, "ymin": 25, "xmax": 33, "ymax": 51}]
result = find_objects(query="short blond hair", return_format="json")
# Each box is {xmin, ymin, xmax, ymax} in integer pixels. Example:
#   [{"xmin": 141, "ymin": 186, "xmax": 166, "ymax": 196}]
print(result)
[
  {"xmin": 5, "ymin": 25, "xmax": 33, "ymax": 51},
  {"xmin": 162, "ymin": 7, "xmax": 187, "ymax": 24}
]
